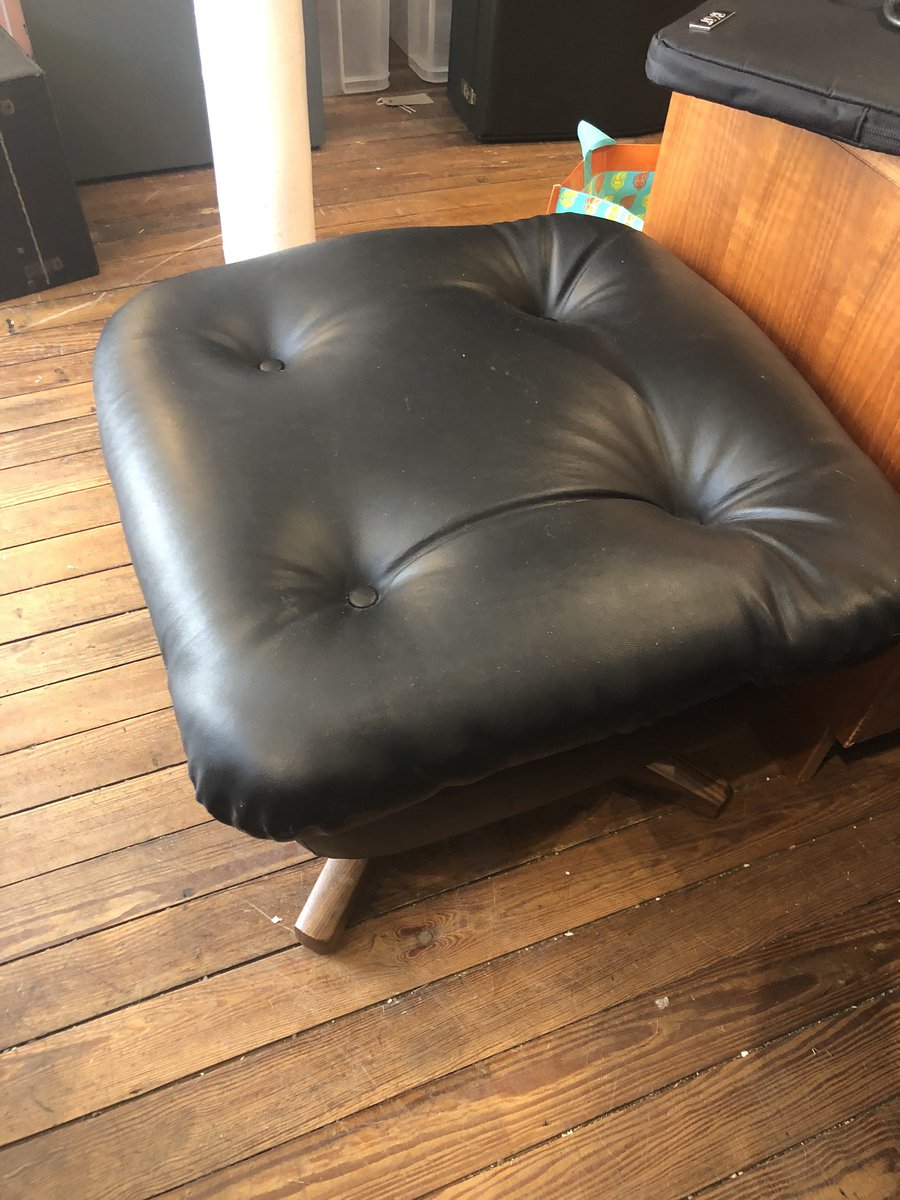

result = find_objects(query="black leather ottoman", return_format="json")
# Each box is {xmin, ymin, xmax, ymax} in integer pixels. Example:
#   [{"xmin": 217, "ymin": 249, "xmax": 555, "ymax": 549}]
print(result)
[{"xmin": 95, "ymin": 215, "xmax": 900, "ymax": 950}]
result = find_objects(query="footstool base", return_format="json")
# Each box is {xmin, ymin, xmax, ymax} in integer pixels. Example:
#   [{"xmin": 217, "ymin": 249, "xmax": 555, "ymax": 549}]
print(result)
[{"xmin": 294, "ymin": 753, "xmax": 732, "ymax": 953}]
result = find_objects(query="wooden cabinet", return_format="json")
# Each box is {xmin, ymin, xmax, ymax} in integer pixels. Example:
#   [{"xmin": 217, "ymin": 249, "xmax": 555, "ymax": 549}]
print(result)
[{"xmin": 645, "ymin": 94, "xmax": 900, "ymax": 779}]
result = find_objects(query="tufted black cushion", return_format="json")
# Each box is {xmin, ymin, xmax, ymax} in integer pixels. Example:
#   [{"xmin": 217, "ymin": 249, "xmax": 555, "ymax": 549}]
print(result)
[{"xmin": 95, "ymin": 215, "xmax": 900, "ymax": 843}]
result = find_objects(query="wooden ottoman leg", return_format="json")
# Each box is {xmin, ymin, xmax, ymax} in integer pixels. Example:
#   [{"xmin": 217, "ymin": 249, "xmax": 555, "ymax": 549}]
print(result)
[
  {"xmin": 646, "ymin": 756, "xmax": 733, "ymax": 818},
  {"xmin": 295, "ymin": 857, "xmax": 369, "ymax": 953}
]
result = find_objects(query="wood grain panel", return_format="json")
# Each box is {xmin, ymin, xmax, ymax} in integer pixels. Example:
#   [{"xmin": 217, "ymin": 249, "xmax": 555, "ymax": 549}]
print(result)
[
  {"xmin": 645, "ymin": 93, "xmax": 900, "ymax": 771},
  {"xmin": 645, "ymin": 96, "xmax": 900, "ymax": 485}
]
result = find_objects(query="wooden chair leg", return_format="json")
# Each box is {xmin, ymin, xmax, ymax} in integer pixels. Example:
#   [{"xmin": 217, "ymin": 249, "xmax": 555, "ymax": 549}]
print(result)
[
  {"xmin": 645, "ymin": 756, "xmax": 733, "ymax": 818},
  {"xmin": 295, "ymin": 857, "xmax": 369, "ymax": 953}
]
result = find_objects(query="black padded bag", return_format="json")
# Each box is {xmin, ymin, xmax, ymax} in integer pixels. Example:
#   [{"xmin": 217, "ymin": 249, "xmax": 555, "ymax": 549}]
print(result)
[{"xmin": 646, "ymin": 0, "xmax": 900, "ymax": 154}]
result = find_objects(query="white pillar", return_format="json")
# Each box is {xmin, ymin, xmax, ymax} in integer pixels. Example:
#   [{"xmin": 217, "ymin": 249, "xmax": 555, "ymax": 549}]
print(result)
[{"xmin": 193, "ymin": 0, "xmax": 316, "ymax": 263}]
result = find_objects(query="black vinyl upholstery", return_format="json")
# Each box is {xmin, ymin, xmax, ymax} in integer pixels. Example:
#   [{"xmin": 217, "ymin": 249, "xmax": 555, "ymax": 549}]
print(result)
[{"xmin": 94, "ymin": 216, "xmax": 900, "ymax": 844}]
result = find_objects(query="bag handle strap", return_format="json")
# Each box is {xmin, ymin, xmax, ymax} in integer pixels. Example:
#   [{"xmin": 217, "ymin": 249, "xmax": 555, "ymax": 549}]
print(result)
[{"xmin": 578, "ymin": 120, "xmax": 616, "ymax": 191}]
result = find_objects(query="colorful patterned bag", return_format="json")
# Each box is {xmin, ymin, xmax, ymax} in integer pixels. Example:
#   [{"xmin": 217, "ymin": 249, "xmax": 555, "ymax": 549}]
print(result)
[{"xmin": 547, "ymin": 121, "xmax": 659, "ymax": 231}]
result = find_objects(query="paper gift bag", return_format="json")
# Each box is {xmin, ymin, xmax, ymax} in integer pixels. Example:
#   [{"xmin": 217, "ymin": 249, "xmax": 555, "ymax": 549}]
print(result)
[{"xmin": 548, "ymin": 120, "xmax": 659, "ymax": 231}]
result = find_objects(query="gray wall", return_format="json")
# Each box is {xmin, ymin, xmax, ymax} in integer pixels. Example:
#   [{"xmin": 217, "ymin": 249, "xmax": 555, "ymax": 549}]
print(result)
[{"xmin": 22, "ymin": 0, "xmax": 324, "ymax": 183}]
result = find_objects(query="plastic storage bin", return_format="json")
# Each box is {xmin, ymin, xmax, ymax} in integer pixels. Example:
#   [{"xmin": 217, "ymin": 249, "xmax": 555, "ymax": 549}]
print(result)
[
  {"xmin": 391, "ymin": 0, "xmax": 452, "ymax": 83},
  {"xmin": 317, "ymin": 0, "xmax": 390, "ymax": 95}
]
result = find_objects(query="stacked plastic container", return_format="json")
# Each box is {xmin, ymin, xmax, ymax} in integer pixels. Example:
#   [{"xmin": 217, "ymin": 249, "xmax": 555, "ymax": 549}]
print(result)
[
  {"xmin": 317, "ymin": 0, "xmax": 391, "ymax": 95},
  {"xmin": 316, "ymin": 0, "xmax": 452, "ymax": 96},
  {"xmin": 391, "ymin": 0, "xmax": 452, "ymax": 83}
]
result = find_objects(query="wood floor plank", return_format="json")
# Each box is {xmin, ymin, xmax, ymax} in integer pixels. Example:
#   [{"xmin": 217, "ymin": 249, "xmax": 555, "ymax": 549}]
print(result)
[
  {"xmin": 1, "ymin": 765, "xmax": 897, "ymax": 1145},
  {"xmin": 0, "ymin": 764, "xmax": 203, "ymax": 888},
  {"xmin": 87, "ymin": 207, "xmax": 221, "ymax": 256},
  {"xmin": 0, "ymin": 787, "xmax": 652, "ymax": 1048},
  {"xmin": 73, "ymin": 119, "xmax": 561, "ymax": 236},
  {"xmin": 698, "ymin": 1095, "xmax": 900, "ymax": 1200},
  {"xmin": 38, "ymin": 237, "xmax": 224, "ymax": 303},
  {"xmin": 431, "ymin": 992, "xmax": 900, "ymax": 1200},
  {"xmin": 0, "ymin": 322, "xmax": 106, "ymax": 369},
  {"xmin": 322, "ymin": 193, "xmax": 565, "ymax": 240},
  {"xmin": 0, "ymin": 484, "xmax": 118, "ymax": 548},
  {"xmin": 77, "ymin": 167, "xmax": 217, "ymax": 224},
  {"xmin": 0, "ymin": 563, "xmax": 141, "ymax": 643},
  {"xmin": 72, "ymin": 126, "xmax": 563, "ymax": 247},
  {"xmin": 165, "ymin": 893, "xmax": 900, "ymax": 1200},
  {"xmin": 0, "ymin": 654, "xmax": 169, "ymax": 755},
  {"xmin": 0, "ymin": 532, "xmax": 132, "ymax": 609},
  {"xmin": 2, "ymin": 803, "xmax": 896, "ymax": 1200},
  {"xmin": 87, "ymin": 172, "xmax": 560, "ymax": 253},
  {"xmin": 0, "ymin": 349, "xmax": 94, "ymax": 401},
  {"xmin": 314, "ymin": 176, "xmax": 566, "ymax": 232},
  {"xmin": 0, "ymin": 706, "xmax": 182, "ymax": 818},
  {"xmin": 1, "ymin": 286, "xmax": 138, "ymax": 338},
  {"xmin": 0, "ymin": 609, "xmax": 156, "ymax": 696},
  {"xmin": 0, "ymin": 448, "xmax": 108, "ymax": 508},
  {"xmin": 320, "ymin": 164, "xmax": 575, "ymax": 214},
  {"xmin": 359, "ymin": 747, "xmax": 845, "ymax": 916},
  {"xmin": 0, "ymin": 820, "xmax": 304, "ymax": 966},
  {"xmin": 87, "ymin": 190, "xmax": 218, "ymax": 229},
  {"xmin": 311, "ymin": 136, "xmax": 574, "ymax": 209},
  {"xmin": 0, "ymin": 415, "xmax": 100, "ymax": 470},
  {"xmin": 316, "ymin": 110, "xmax": 464, "ymax": 147},
  {"xmin": 86, "ymin": 211, "xmax": 221, "ymax": 252},
  {"xmin": 0, "ymin": 380, "xmax": 95, "ymax": 435},
  {"xmin": 60, "ymin": 144, "xmax": 568, "ymax": 295},
  {"xmin": 92, "ymin": 224, "xmax": 223, "ymax": 266},
  {"xmin": 93, "ymin": 225, "xmax": 224, "ymax": 270}
]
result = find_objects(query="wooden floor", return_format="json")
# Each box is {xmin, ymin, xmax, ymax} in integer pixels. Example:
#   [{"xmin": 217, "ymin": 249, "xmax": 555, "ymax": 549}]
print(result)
[{"xmin": 1, "ymin": 63, "xmax": 899, "ymax": 1200}]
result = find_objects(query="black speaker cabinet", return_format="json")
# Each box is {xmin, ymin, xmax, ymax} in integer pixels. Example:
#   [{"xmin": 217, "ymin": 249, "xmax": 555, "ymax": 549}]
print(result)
[
  {"xmin": 448, "ymin": 0, "xmax": 692, "ymax": 141},
  {"xmin": 0, "ymin": 28, "xmax": 97, "ymax": 302}
]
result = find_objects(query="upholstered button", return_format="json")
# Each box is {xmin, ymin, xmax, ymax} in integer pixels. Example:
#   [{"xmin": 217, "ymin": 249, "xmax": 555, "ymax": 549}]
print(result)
[
  {"xmin": 259, "ymin": 358, "xmax": 285, "ymax": 372},
  {"xmin": 347, "ymin": 585, "xmax": 379, "ymax": 609}
]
